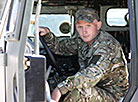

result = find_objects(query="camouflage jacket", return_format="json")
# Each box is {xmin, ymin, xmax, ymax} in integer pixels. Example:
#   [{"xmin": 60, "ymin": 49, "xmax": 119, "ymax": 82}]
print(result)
[{"xmin": 44, "ymin": 30, "xmax": 129, "ymax": 102}]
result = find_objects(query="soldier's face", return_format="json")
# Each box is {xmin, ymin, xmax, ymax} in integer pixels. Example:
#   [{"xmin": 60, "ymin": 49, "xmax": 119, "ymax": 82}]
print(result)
[{"xmin": 76, "ymin": 19, "xmax": 102, "ymax": 45}]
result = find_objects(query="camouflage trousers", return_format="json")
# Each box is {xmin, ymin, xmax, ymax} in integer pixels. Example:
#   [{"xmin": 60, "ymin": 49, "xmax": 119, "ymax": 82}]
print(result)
[{"xmin": 62, "ymin": 86, "xmax": 119, "ymax": 102}]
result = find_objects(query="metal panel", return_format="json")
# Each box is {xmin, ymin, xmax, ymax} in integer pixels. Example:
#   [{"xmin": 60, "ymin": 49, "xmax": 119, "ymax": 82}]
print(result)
[
  {"xmin": 5, "ymin": 0, "xmax": 34, "ymax": 102},
  {"xmin": 0, "ymin": 66, "xmax": 5, "ymax": 102},
  {"xmin": 123, "ymin": 0, "xmax": 138, "ymax": 102},
  {"xmin": 131, "ymin": 89, "xmax": 138, "ymax": 102},
  {"xmin": 25, "ymin": 55, "xmax": 46, "ymax": 102}
]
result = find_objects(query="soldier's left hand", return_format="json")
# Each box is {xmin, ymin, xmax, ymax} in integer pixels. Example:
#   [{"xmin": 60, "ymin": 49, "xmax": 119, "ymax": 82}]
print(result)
[{"xmin": 51, "ymin": 87, "xmax": 61, "ymax": 102}]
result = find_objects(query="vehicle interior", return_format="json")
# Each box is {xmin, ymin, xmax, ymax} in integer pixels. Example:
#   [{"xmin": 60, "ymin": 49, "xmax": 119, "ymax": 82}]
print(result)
[
  {"xmin": 1, "ymin": 0, "xmax": 138, "ymax": 102},
  {"xmin": 25, "ymin": 0, "xmax": 130, "ymax": 101}
]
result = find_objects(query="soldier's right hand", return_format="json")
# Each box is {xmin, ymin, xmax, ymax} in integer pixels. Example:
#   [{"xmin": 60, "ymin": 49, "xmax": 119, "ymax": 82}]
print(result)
[{"xmin": 39, "ymin": 27, "xmax": 50, "ymax": 36}]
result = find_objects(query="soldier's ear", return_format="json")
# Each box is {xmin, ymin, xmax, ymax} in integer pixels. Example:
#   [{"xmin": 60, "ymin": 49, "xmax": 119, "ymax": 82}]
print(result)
[{"xmin": 97, "ymin": 21, "xmax": 102, "ymax": 30}]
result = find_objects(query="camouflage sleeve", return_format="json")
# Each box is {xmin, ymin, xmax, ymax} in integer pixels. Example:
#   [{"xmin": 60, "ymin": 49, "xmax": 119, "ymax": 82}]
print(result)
[
  {"xmin": 57, "ymin": 44, "xmax": 126, "ymax": 95},
  {"xmin": 43, "ymin": 32, "xmax": 78, "ymax": 56}
]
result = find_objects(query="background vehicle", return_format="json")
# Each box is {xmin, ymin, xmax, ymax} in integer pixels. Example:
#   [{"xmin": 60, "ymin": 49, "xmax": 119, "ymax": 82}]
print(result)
[{"xmin": 0, "ymin": 0, "xmax": 138, "ymax": 102}]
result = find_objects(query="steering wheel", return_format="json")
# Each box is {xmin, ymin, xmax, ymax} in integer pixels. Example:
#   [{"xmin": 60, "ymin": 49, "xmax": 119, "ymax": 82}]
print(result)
[
  {"xmin": 39, "ymin": 35, "xmax": 63, "ymax": 102},
  {"xmin": 39, "ymin": 35, "xmax": 62, "ymax": 76}
]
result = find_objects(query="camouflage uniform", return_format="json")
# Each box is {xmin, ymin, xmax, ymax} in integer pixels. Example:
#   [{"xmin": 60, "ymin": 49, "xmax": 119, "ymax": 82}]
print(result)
[{"xmin": 44, "ymin": 8, "xmax": 129, "ymax": 102}]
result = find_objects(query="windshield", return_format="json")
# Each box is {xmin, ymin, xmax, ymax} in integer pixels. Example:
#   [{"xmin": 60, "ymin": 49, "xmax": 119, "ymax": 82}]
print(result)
[
  {"xmin": 28, "ymin": 14, "xmax": 74, "ymax": 37},
  {"xmin": 106, "ymin": 8, "xmax": 128, "ymax": 26}
]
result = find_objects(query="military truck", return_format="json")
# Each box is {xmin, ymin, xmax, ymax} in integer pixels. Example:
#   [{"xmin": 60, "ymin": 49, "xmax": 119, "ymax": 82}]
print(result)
[{"xmin": 0, "ymin": 0, "xmax": 138, "ymax": 102}]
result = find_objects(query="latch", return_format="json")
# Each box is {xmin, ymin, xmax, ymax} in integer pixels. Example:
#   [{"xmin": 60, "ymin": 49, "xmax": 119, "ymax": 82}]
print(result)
[{"xmin": 0, "ymin": 53, "xmax": 7, "ymax": 66}]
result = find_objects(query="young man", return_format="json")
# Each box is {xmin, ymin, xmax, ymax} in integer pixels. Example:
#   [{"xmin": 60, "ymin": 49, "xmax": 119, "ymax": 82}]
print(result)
[{"xmin": 40, "ymin": 8, "xmax": 129, "ymax": 102}]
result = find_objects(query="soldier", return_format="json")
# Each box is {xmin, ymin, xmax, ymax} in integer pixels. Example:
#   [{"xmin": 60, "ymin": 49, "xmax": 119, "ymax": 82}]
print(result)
[{"xmin": 39, "ymin": 8, "xmax": 129, "ymax": 102}]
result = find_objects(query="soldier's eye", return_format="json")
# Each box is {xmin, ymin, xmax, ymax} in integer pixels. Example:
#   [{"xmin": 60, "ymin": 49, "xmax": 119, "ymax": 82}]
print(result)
[
  {"xmin": 87, "ymin": 25, "xmax": 91, "ymax": 27},
  {"xmin": 77, "ymin": 26, "xmax": 83, "ymax": 29},
  {"xmin": 77, "ymin": 26, "xmax": 82, "ymax": 28}
]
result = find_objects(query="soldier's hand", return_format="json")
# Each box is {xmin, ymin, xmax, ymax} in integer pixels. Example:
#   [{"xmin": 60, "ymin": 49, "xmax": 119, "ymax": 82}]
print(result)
[
  {"xmin": 50, "ymin": 99, "xmax": 56, "ymax": 102},
  {"xmin": 51, "ymin": 87, "xmax": 61, "ymax": 102},
  {"xmin": 39, "ymin": 27, "xmax": 50, "ymax": 36}
]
